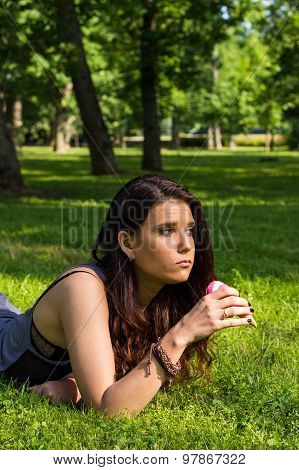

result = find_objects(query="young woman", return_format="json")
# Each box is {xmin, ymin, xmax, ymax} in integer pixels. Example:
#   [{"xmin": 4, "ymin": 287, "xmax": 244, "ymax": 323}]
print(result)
[{"xmin": 0, "ymin": 174, "xmax": 256, "ymax": 418}]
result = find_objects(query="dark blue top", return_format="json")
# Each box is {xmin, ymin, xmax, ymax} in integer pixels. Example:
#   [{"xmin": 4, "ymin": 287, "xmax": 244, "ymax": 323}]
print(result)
[{"xmin": 0, "ymin": 262, "xmax": 106, "ymax": 373}]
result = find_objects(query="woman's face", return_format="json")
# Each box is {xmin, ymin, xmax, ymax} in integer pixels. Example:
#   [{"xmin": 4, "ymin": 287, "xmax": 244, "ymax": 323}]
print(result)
[{"xmin": 130, "ymin": 199, "xmax": 196, "ymax": 284}]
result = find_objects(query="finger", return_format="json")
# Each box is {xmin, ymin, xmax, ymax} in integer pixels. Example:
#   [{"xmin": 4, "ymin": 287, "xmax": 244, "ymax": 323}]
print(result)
[
  {"xmin": 243, "ymin": 315, "xmax": 258, "ymax": 327},
  {"xmin": 28, "ymin": 385, "xmax": 44, "ymax": 395},
  {"xmin": 219, "ymin": 296, "xmax": 250, "ymax": 309},
  {"xmin": 212, "ymin": 284, "xmax": 239, "ymax": 300},
  {"xmin": 220, "ymin": 306, "xmax": 253, "ymax": 318},
  {"xmin": 221, "ymin": 309, "xmax": 258, "ymax": 327},
  {"xmin": 219, "ymin": 316, "xmax": 257, "ymax": 329}
]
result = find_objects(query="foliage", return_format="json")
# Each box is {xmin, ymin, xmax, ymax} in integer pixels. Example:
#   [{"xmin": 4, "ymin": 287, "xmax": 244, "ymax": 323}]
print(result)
[{"xmin": 0, "ymin": 0, "xmax": 297, "ymax": 147}]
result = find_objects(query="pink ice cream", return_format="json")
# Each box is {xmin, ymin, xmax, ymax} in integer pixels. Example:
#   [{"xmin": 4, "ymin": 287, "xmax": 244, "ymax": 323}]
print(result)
[{"xmin": 205, "ymin": 280, "xmax": 229, "ymax": 295}]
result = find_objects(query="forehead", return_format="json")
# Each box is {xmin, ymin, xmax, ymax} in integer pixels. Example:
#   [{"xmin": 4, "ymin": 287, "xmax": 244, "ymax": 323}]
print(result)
[{"xmin": 144, "ymin": 199, "xmax": 193, "ymax": 225}]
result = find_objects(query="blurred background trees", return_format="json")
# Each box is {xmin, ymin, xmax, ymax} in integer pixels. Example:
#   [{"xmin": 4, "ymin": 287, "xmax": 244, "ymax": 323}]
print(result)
[{"xmin": 0, "ymin": 0, "xmax": 298, "ymax": 190}]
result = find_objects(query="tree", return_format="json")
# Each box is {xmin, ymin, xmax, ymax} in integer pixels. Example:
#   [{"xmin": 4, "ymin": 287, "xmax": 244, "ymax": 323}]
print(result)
[
  {"xmin": 0, "ymin": 1, "xmax": 27, "ymax": 192},
  {"xmin": 140, "ymin": 0, "xmax": 162, "ymax": 170},
  {"xmin": 52, "ymin": 83, "xmax": 75, "ymax": 153},
  {"xmin": 157, "ymin": 0, "xmax": 252, "ymax": 150},
  {"xmin": 102, "ymin": 0, "xmax": 163, "ymax": 169},
  {"xmin": 53, "ymin": 0, "xmax": 120, "ymax": 174},
  {"xmin": 265, "ymin": 1, "xmax": 299, "ymax": 149},
  {"xmin": 0, "ymin": 109, "xmax": 24, "ymax": 192}
]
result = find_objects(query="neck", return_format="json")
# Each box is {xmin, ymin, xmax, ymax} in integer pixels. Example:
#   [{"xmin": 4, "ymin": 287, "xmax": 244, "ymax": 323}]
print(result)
[{"xmin": 133, "ymin": 263, "xmax": 164, "ymax": 308}]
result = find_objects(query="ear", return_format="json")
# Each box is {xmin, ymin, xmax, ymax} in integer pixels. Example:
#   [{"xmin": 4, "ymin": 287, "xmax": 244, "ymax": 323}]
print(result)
[{"xmin": 118, "ymin": 230, "xmax": 135, "ymax": 260}]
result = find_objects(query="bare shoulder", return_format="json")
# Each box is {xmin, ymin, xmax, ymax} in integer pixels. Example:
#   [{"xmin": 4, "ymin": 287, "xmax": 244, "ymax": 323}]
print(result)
[
  {"xmin": 55, "ymin": 267, "xmax": 107, "ymax": 310},
  {"xmin": 32, "ymin": 267, "xmax": 106, "ymax": 348},
  {"xmin": 57, "ymin": 267, "xmax": 115, "ymax": 408},
  {"xmin": 55, "ymin": 266, "xmax": 106, "ymax": 290}
]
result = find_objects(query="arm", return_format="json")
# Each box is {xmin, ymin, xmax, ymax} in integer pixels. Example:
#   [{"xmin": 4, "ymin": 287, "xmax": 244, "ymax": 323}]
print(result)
[
  {"xmin": 60, "ymin": 373, "xmax": 82, "ymax": 403},
  {"xmin": 28, "ymin": 325, "xmax": 185, "ymax": 412},
  {"xmin": 100, "ymin": 284, "xmax": 256, "ymax": 418},
  {"xmin": 27, "ymin": 373, "xmax": 82, "ymax": 404},
  {"xmin": 29, "ymin": 281, "xmax": 253, "ymax": 415},
  {"xmin": 29, "ymin": 325, "xmax": 186, "ymax": 413},
  {"xmin": 100, "ymin": 322, "xmax": 186, "ymax": 418},
  {"xmin": 58, "ymin": 272, "xmax": 187, "ymax": 418}
]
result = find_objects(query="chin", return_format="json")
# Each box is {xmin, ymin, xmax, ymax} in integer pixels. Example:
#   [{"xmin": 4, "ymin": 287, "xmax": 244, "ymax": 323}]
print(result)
[{"xmin": 165, "ymin": 272, "xmax": 191, "ymax": 284}]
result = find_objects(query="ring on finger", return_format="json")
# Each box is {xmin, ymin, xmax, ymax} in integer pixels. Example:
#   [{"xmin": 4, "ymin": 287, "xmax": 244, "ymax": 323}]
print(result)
[{"xmin": 222, "ymin": 308, "xmax": 228, "ymax": 319}]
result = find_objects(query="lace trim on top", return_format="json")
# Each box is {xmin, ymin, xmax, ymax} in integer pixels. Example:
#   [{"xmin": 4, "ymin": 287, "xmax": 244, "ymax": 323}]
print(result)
[
  {"xmin": 30, "ymin": 320, "xmax": 69, "ymax": 361},
  {"xmin": 29, "ymin": 267, "xmax": 104, "ymax": 361}
]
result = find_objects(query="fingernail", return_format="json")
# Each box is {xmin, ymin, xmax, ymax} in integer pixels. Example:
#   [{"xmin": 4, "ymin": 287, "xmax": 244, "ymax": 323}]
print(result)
[
  {"xmin": 247, "ymin": 318, "xmax": 252, "ymax": 323},
  {"xmin": 250, "ymin": 308, "xmax": 254, "ymax": 312}
]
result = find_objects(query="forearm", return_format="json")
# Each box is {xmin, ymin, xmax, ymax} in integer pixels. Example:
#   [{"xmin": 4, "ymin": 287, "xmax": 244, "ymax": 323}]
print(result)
[
  {"xmin": 99, "ymin": 322, "xmax": 187, "ymax": 418},
  {"xmin": 60, "ymin": 373, "xmax": 82, "ymax": 403}
]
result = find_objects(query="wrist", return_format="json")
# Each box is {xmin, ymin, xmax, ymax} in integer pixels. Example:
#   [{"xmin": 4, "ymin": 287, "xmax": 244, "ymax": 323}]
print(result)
[
  {"xmin": 160, "ymin": 322, "xmax": 188, "ymax": 359},
  {"xmin": 170, "ymin": 317, "xmax": 192, "ymax": 348}
]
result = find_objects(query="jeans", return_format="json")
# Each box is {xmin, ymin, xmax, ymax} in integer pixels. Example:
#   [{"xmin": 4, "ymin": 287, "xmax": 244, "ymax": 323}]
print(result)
[{"xmin": 0, "ymin": 293, "xmax": 22, "ymax": 315}]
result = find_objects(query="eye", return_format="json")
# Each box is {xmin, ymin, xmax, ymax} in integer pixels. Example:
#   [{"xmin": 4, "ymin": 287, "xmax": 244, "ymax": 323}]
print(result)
[
  {"xmin": 159, "ymin": 227, "xmax": 174, "ymax": 235},
  {"xmin": 187, "ymin": 226, "xmax": 196, "ymax": 236},
  {"xmin": 159, "ymin": 227, "xmax": 196, "ymax": 236}
]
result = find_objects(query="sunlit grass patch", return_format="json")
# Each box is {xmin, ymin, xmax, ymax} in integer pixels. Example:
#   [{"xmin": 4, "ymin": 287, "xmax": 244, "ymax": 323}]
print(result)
[{"xmin": 0, "ymin": 146, "xmax": 298, "ymax": 449}]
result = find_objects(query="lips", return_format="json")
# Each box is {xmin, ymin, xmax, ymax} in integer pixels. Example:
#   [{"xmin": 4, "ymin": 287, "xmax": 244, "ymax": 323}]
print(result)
[
  {"xmin": 176, "ymin": 260, "xmax": 191, "ymax": 264},
  {"xmin": 176, "ymin": 260, "xmax": 192, "ymax": 266}
]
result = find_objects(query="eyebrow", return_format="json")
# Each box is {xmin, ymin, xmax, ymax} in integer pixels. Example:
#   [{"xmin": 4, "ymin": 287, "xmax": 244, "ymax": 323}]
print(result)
[{"xmin": 154, "ymin": 221, "xmax": 195, "ymax": 228}]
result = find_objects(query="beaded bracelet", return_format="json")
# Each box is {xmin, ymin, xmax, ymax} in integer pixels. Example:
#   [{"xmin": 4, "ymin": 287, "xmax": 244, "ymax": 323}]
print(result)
[{"xmin": 147, "ymin": 336, "xmax": 182, "ymax": 385}]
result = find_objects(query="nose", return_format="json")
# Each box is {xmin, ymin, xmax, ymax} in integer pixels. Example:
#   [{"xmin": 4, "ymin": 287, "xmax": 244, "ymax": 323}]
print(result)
[{"xmin": 177, "ymin": 228, "xmax": 193, "ymax": 253}]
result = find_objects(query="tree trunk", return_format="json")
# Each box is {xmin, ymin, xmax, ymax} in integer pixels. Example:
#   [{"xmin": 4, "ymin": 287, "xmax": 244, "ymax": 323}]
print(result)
[
  {"xmin": 140, "ymin": 0, "xmax": 162, "ymax": 170},
  {"xmin": 11, "ymin": 95, "xmax": 23, "ymax": 149},
  {"xmin": 213, "ymin": 125, "xmax": 222, "ymax": 149},
  {"xmin": 269, "ymin": 129, "xmax": 274, "ymax": 152},
  {"xmin": 53, "ymin": 108, "xmax": 67, "ymax": 153},
  {"xmin": 0, "ymin": 91, "xmax": 6, "ymax": 114},
  {"xmin": 264, "ymin": 129, "xmax": 270, "ymax": 152},
  {"xmin": 228, "ymin": 134, "xmax": 236, "ymax": 149},
  {"xmin": 120, "ymin": 134, "xmax": 127, "ymax": 149},
  {"xmin": 54, "ymin": 0, "xmax": 119, "ymax": 175},
  {"xmin": 171, "ymin": 107, "xmax": 180, "ymax": 149},
  {"xmin": 207, "ymin": 126, "xmax": 214, "ymax": 150},
  {"xmin": 211, "ymin": 46, "xmax": 222, "ymax": 150},
  {"xmin": 64, "ymin": 115, "xmax": 76, "ymax": 150},
  {"xmin": 0, "ymin": 109, "xmax": 24, "ymax": 192},
  {"xmin": 53, "ymin": 84, "xmax": 73, "ymax": 154},
  {"xmin": 74, "ymin": 134, "xmax": 80, "ymax": 147}
]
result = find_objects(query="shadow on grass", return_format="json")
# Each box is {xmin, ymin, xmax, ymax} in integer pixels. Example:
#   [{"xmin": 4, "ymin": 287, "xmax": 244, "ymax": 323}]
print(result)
[
  {"xmin": 0, "ymin": 147, "xmax": 298, "ymax": 283},
  {"xmin": 5, "ymin": 146, "xmax": 295, "ymax": 201},
  {"xmin": 0, "ymin": 200, "xmax": 298, "ymax": 285}
]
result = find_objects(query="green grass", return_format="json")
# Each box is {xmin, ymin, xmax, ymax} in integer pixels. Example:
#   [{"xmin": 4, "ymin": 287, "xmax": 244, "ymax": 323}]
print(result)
[{"xmin": 0, "ymin": 146, "xmax": 298, "ymax": 450}]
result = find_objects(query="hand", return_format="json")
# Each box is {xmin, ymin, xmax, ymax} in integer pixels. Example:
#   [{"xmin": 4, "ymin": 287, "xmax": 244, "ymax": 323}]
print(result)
[
  {"xmin": 27, "ymin": 377, "xmax": 81, "ymax": 404},
  {"xmin": 179, "ymin": 284, "xmax": 257, "ymax": 345}
]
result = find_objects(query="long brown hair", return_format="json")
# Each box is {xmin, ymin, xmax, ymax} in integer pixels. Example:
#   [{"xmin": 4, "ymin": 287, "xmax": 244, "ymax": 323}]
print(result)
[{"xmin": 90, "ymin": 174, "xmax": 219, "ymax": 388}]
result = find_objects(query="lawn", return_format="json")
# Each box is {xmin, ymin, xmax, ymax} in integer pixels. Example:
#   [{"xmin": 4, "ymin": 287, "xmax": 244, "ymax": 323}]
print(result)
[{"xmin": 0, "ymin": 146, "xmax": 298, "ymax": 450}]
